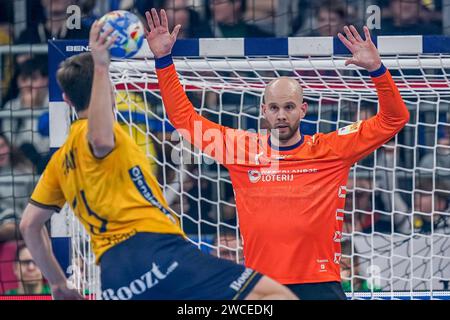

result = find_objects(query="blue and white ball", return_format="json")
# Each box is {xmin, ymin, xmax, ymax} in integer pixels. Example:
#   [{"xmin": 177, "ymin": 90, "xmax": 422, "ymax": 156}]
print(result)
[{"xmin": 99, "ymin": 10, "xmax": 145, "ymax": 59}]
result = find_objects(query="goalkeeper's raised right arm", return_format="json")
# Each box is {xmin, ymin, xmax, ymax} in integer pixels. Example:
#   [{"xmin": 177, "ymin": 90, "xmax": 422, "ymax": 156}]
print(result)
[{"xmin": 320, "ymin": 26, "xmax": 410, "ymax": 165}]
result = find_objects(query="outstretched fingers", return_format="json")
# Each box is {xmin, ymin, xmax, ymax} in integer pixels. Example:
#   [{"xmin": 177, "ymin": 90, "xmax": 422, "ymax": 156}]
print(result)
[
  {"xmin": 161, "ymin": 9, "xmax": 169, "ymax": 29},
  {"xmin": 349, "ymin": 25, "xmax": 363, "ymax": 42},
  {"xmin": 343, "ymin": 26, "xmax": 357, "ymax": 44},
  {"xmin": 171, "ymin": 24, "xmax": 181, "ymax": 40},
  {"xmin": 145, "ymin": 11, "xmax": 155, "ymax": 32},
  {"xmin": 151, "ymin": 8, "xmax": 161, "ymax": 28},
  {"xmin": 363, "ymin": 26, "xmax": 372, "ymax": 42},
  {"xmin": 337, "ymin": 32, "xmax": 353, "ymax": 52}
]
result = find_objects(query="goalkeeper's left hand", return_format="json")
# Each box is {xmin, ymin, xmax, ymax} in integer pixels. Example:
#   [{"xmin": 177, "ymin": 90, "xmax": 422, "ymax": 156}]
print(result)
[
  {"xmin": 337, "ymin": 25, "xmax": 382, "ymax": 72},
  {"xmin": 145, "ymin": 8, "xmax": 181, "ymax": 59}
]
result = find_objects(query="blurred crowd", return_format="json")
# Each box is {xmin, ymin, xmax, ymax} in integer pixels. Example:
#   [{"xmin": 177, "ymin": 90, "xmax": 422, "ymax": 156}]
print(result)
[{"xmin": 0, "ymin": 0, "xmax": 449, "ymax": 295}]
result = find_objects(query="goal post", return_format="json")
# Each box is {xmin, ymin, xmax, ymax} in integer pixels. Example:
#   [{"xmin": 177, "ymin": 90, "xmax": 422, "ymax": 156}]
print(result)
[{"xmin": 48, "ymin": 36, "xmax": 450, "ymax": 300}]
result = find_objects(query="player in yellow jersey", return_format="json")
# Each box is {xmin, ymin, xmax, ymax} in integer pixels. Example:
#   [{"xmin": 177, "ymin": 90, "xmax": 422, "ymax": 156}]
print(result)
[{"xmin": 19, "ymin": 19, "xmax": 297, "ymax": 300}]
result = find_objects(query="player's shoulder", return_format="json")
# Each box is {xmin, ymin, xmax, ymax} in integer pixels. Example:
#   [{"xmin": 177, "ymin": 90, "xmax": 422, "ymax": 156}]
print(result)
[
  {"xmin": 313, "ymin": 120, "xmax": 364, "ymax": 142},
  {"xmin": 305, "ymin": 131, "xmax": 339, "ymax": 152},
  {"xmin": 42, "ymin": 145, "xmax": 65, "ymax": 175},
  {"xmin": 305, "ymin": 132, "xmax": 328, "ymax": 145}
]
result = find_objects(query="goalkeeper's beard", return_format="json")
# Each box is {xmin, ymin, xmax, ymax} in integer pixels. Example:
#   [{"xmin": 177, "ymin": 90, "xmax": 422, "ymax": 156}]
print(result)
[{"xmin": 271, "ymin": 121, "xmax": 300, "ymax": 144}]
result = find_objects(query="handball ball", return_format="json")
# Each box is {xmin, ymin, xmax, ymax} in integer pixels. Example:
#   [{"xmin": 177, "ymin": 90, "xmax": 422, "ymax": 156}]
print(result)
[{"xmin": 98, "ymin": 10, "xmax": 145, "ymax": 59}]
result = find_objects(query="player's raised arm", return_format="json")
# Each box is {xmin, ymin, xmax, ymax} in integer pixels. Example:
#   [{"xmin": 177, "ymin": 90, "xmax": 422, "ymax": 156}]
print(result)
[
  {"xmin": 145, "ymin": 9, "xmax": 231, "ymax": 163},
  {"xmin": 86, "ymin": 20, "xmax": 117, "ymax": 158},
  {"xmin": 325, "ymin": 26, "xmax": 410, "ymax": 164}
]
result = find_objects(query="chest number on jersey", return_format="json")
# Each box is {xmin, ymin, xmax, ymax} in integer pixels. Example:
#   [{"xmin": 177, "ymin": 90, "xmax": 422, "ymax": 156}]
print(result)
[{"xmin": 78, "ymin": 190, "xmax": 108, "ymax": 234}]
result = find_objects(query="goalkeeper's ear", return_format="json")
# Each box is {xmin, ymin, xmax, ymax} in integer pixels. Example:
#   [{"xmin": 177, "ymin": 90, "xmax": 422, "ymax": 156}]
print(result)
[
  {"xmin": 300, "ymin": 102, "xmax": 308, "ymax": 118},
  {"xmin": 260, "ymin": 103, "xmax": 268, "ymax": 119}
]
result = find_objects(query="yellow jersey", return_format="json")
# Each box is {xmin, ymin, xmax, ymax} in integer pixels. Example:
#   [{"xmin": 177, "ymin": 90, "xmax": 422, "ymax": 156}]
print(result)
[{"xmin": 30, "ymin": 119, "xmax": 184, "ymax": 263}]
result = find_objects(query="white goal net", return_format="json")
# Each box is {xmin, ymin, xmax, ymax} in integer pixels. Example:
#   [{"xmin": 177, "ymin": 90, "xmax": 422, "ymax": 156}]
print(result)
[{"xmin": 51, "ymin": 38, "xmax": 450, "ymax": 300}]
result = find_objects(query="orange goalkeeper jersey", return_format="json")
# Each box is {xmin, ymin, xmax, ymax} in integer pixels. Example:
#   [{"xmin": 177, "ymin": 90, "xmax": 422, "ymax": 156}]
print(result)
[{"xmin": 156, "ymin": 58, "xmax": 409, "ymax": 284}]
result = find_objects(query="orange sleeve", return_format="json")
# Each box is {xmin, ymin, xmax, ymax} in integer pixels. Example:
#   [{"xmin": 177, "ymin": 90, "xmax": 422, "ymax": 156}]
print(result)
[
  {"xmin": 322, "ymin": 68, "xmax": 410, "ymax": 165},
  {"xmin": 156, "ymin": 62, "xmax": 232, "ymax": 164}
]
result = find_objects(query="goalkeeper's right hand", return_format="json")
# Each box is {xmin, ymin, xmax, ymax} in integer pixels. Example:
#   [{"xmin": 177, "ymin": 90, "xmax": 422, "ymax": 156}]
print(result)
[{"xmin": 145, "ymin": 8, "xmax": 181, "ymax": 59}]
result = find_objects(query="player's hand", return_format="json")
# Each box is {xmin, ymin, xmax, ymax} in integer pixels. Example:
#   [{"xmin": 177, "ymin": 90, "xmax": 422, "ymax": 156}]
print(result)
[
  {"xmin": 89, "ymin": 20, "xmax": 117, "ymax": 68},
  {"xmin": 338, "ymin": 25, "xmax": 382, "ymax": 72},
  {"xmin": 51, "ymin": 283, "xmax": 84, "ymax": 300},
  {"xmin": 145, "ymin": 8, "xmax": 181, "ymax": 59}
]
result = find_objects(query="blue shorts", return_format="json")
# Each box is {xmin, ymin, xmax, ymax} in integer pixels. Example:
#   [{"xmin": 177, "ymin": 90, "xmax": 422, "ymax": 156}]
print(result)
[{"xmin": 99, "ymin": 232, "xmax": 262, "ymax": 300}]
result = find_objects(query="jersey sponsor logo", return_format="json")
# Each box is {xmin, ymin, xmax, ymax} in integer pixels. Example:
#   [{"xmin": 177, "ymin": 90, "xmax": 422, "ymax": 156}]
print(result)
[
  {"xmin": 102, "ymin": 261, "xmax": 179, "ymax": 300},
  {"xmin": 248, "ymin": 170, "xmax": 261, "ymax": 183},
  {"xmin": 129, "ymin": 166, "xmax": 177, "ymax": 224},
  {"xmin": 247, "ymin": 168, "xmax": 318, "ymax": 183},
  {"xmin": 338, "ymin": 120, "xmax": 362, "ymax": 136},
  {"xmin": 229, "ymin": 268, "xmax": 254, "ymax": 292}
]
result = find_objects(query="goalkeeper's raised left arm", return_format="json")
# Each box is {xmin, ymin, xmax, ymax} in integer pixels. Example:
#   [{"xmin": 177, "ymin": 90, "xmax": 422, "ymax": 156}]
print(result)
[{"xmin": 320, "ymin": 26, "xmax": 410, "ymax": 164}]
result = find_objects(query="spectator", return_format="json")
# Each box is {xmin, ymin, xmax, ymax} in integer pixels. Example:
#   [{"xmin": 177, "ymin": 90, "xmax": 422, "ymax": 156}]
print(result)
[
  {"xmin": 0, "ymin": 133, "xmax": 34, "ymax": 218},
  {"xmin": 3, "ymin": 56, "xmax": 49, "ymax": 112},
  {"xmin": 243, "ymin": 0, "xmax": 277, "ymax": 35},
  {"xmin": 212, "ymin": 229, "xmax": 243, "ymax": 264},
  {"xmin": 207, "ymin": 0, "xmax": 274, "ymax": 37},
  {"xmin": 377, "ymin": 0, "xmax": 441, "ymax": 35},
  {"xmin": 2, "ymin": 56, "xmax": 50, "ymax": 166},
  {"xmin": 0, "ymin": 132, "xmax": 20, "ymax": 243},
  {"xmin": 344, "ymin": 172, "xmax": 388, "ymax": 234},
  {"xmin": 419, "ymin": 135, "xmax": 450, "ymax": 176},
  {"xmin": 292, "ymin": 0, "xmax": 351, "ymax": 37},
  {"xmin": 290, "ymin": 0, "xmax": 313, "ymax": 36},
  {"xmin": 5, "ymin": 243, "xmax": 51, "ymax": 295},
  {"xmin": 375, "ymin": 139, "xmax": 410, "ymax": 233},
  {"xmin": 161, "ymin": 0, "xmax": 213, "ymax": 38},
  {"xmin": 0, "ymin": 0, "xmax": 14, "ymax": 106},
  {"xmin": 16, "ymin": 0, "xmax": 91, "ymax": 44},
  {"xmin": 0, "ymin": 205, "xmax": 17, "ymax": 242},
  {"xmin": 77, "ymin": 0, "xmax": 100, "ymax": 29},
  {"xmin": 413, "ymin": 178, "xmax": 450, "ymax": 234},
  {"xmin": 313, "ymin": 0, "xmax": 348, "ymax": 36}
]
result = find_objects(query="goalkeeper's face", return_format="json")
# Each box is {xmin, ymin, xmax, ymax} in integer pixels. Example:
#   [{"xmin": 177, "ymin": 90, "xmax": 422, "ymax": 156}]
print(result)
[{"xmin": 262, "ymin": 77, "xmax": 307, "ymax": 142}]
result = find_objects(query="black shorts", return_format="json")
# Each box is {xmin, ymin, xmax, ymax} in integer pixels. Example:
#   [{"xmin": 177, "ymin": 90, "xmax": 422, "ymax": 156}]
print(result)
[
  {"xmin": 99, "ymin": 232, "xmax": 262, "ymax": 300},
  {"xmin": 287, "ymin": 281, "xmax": 347, "ymax": 300}
]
